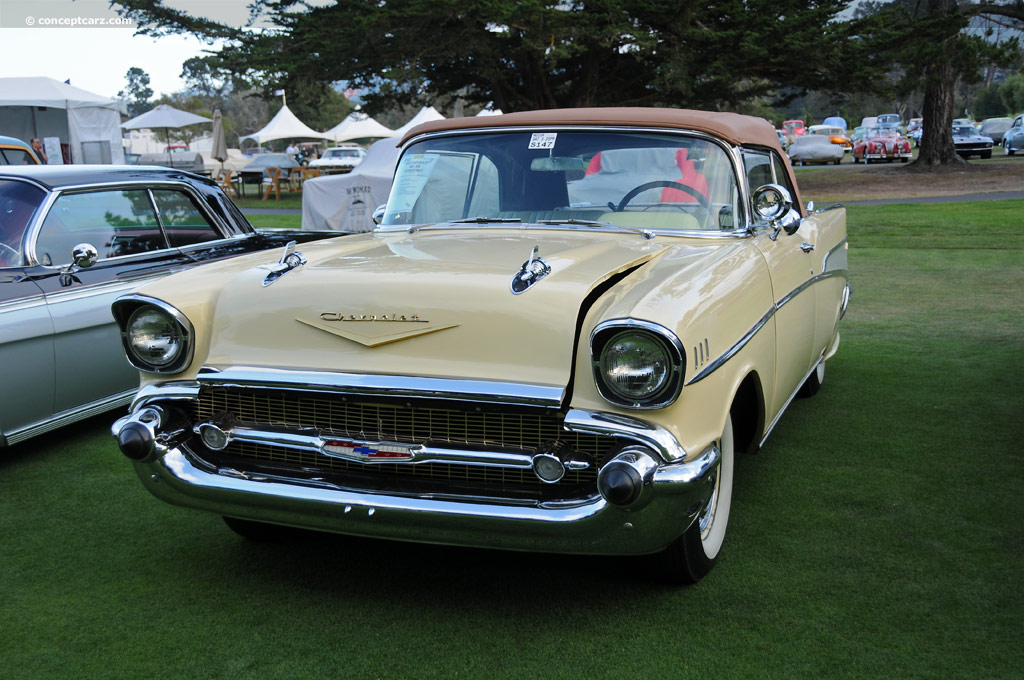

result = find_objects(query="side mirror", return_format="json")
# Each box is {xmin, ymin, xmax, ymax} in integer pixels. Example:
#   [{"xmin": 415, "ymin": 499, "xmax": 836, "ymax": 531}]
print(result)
[
  {"xmin": 372, "ymin": 204, "xmax": 387, "ymax": 225},
  {"xmin": 71, "ymin": 243, "xmax": 98, "ymax": 269},
  {"xmin": 751, "ymin": 184, "xmax": 800, "ymax": 238}
]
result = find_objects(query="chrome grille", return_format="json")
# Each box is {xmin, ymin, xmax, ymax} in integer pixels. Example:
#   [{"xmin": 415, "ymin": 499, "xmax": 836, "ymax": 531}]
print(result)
[{"xmin": 192, "ymin": 386, "xmax": 622, "ymax": 498}]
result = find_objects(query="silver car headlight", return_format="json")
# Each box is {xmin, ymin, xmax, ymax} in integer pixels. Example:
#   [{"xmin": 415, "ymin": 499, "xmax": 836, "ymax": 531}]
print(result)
[
  {"xmin": 591, "ymin": 320, "xmax": 684, "ymax": 409},
  {"xmin": 113, "ymin": 296, "xmax": 194, "ymax": 374}
]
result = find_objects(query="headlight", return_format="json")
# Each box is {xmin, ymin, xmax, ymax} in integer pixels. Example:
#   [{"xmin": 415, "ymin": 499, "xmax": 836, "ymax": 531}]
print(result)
[
  {"xmin": 113, "ymin": 296, "xmax": 194, "ymax": 373},
  {"xmin": 591, "ymin": 321, "xmax": 684, "ymax": 409}
]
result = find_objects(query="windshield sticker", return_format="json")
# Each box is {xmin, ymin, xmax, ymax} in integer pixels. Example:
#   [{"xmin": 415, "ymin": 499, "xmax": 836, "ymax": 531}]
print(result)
[
  {"xmin": 389, "ymin": 153, "xmax": 440, "ymax": 213},
  {"xmin": 528, "ymin": 133, "xmax": 557, "ymax": 150}
]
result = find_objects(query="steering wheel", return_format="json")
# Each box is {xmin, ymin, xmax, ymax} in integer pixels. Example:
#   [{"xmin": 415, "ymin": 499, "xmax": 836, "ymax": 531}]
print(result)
[
  {"xmin": 0, "ymin": 242, "xmax": 19, "ymax": 267},
  {"xmin": 614, "ymin": 180, "xmax": 711, "ymax": 213}
]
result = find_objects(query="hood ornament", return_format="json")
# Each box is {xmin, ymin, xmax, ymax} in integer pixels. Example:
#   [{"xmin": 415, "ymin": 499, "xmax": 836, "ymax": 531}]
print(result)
[
  {"xmin": 262, "ymin": 241, "xmax": 307, "ymax": 287},
  {"xmin": 510, "ymin": 245, "xmax": 550, "ymax": 295}
]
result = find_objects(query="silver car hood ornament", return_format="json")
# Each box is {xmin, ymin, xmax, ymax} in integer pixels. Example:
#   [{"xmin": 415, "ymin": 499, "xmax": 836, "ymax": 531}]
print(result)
[{"xmin": 510, "ymin": 245, "xmax": 551, "ymax": 295}]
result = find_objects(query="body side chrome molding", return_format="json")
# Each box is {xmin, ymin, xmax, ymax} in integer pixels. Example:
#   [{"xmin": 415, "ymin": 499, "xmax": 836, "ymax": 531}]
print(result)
[
  {"xmin": 5, "ymin": 387, "xmax": 135, "ymax": 446},
  {"xmin": 686, "ymin": 262, "xmax": 849, "ymax": 386},
  {"xmin": 759, "ymin": 353, "xmax": 826, "ymax": 447},
  {"xmin": 196, "ymin": 366, "xmax": 566, "ymax": 408}
]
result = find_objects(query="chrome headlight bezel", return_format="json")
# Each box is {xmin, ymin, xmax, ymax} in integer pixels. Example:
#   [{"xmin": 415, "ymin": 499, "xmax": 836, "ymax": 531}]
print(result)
[
  {"xmin": 590, "ymin": 319, "xmax": 685, "ymax": 410},
  {"xmin": 112, "ymin": 295, "xmax": 194, "ymax": 374}
]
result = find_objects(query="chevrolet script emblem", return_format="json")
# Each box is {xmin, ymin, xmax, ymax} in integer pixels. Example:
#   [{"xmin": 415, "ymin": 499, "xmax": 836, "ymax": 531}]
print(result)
[{"xmin": 296, "ymin": 312, "xmax": 459, "ymax": 347}]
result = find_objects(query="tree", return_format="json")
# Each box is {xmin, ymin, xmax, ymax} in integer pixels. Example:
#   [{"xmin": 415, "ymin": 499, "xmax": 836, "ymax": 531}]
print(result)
[
  {"xmin": 118, "ymin": 66, "xmax": 154, "ymax": 118},
  {"xmin": 114, "ymin": 0, "xmax": 866, "ymax": 114}
]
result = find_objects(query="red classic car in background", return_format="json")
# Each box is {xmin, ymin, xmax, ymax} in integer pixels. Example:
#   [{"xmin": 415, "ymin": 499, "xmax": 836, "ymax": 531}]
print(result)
[
  {"xmin": 782, "ymin": 119, "xmax": 806, "ymax": 141},
  {"xmin": 852, "ymin": 127, "xmax": 912, "ymax": 164}
]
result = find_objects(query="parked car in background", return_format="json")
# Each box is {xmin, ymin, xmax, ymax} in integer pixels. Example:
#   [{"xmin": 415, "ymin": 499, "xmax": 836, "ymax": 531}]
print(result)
[
  {"xmin": 1002, "ymin": 114, "xmax": 1024, "ymax": 155},
  {"xmin": 853, "ymin": 127, "xmax": 912, "ymax": 163},
  {"xmin": 0, "ymin": 136, "xmax": 40, "ymax": 165},
  {"xmin": 783, "ymin": 119, "xmax": 806, "ymax": 141},
  {"xmin": 860, "ymin": 116, "xmax": 878, "ymax": 130},
  {"xmin": 908, "ymin": 125, "xmax": 924, "ymax": 147},
  {"xmin": 876, "ymin": 114, "xmax": 903, "ymax": 133},
  {"xmin": 788, "ymin": 133, "xmax": 845, "ymax": 165},
  {"xmin": 110, "ymin": 107, "xmax": 850, "ymax": 584},
  {"xmin": 822, "ymin": 116, "xmax": 848, "ymax": 131},
  {"xmin": 952, "ymin": 124, "xmax": 993, "ymax": 159},
  {"xmin": 978, "ymin": 117, "xmax": 1013, "ymax": 144},
  {"xmin": 851, "ymin": 126, "xmax": 870, "ymax": 145},
  {"xmin": 807, "ymin": 124, "xmax": 852, "ymax": 152},
  {"xmin": 952, "ymin": 118, "xmax": 974, "ymax": 127},
  {"xmin": 776, "ymin": 129, "xmax": 789, "ymax": 151},
  {"xmin": 308, "ymin": 144, "xmax": 367, "ymax": 174},
  {"xmin": 907, "ymin": 118, "xmax": 923, "ymax": 135},
  {"xmin": 137, "ymin": 150, "xmax": 205, "ymax": 174},
  {"xmin": 0, "ymin": 165, "xmax": 340, "ymax": 448}
]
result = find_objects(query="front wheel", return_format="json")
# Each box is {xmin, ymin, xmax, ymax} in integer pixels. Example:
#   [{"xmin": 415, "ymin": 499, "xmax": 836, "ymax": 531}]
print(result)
[{"xmin": 653, "ymin": 414, "xmax": 735, "ymax": 584}]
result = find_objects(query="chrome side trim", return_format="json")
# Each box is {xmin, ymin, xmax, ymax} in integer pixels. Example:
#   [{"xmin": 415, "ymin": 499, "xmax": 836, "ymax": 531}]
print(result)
[
  {"xmin": 759, "ymin": 352, "xmax": 826, "ymax": 447},
  {"xmin": 5, "ymin": 387, "xmax": 135, "ymax": 446},
  {"xmin": 686, "ymin": 264, "xmax": 850, "ymax": 386},
  {"xmin": 196, "ymin": 366, "xmax": 566, "ymax": 408},
  {"xmin": 42, "ymin": 275, "xmax": 166, "ymax": 305},
  {"xmin": 686, "ymin": 307, "xmax": 775, "ymax": 386},
  {"xmin": 0, "ymin": 293, "xmax": 47, "ymax": 313},
  {"xmin": 821, "ymin": 238, "xmax": 849, "ymax": 274},
  {"xmin": 563, "ymin": 408, "xmax": 688, "ymax": 462}
]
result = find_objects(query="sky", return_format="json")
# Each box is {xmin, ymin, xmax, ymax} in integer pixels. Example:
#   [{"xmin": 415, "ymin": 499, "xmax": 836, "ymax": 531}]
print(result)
[{"xmin": 0, "ymin": 0, "xmax": 274, "ymax": 100}]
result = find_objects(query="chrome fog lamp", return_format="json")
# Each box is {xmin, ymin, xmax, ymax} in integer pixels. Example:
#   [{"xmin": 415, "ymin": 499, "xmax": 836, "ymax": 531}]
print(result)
[
  {"xmin": 532, "ymin": 453, "xmax": 566, "ymax": 483},
  {"xmin": 198, "ymin": 422, "xmax": 231, "ymax": 451}
]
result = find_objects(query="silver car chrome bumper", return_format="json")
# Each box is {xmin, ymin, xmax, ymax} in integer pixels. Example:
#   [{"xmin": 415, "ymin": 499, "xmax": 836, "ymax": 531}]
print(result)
[
  {"xmin": 128, "ymin": 439, "xmax": 718, "ymax": 556},
  {"xmin": 113, "ymin": 381, "xmax": 720, "ymax": 555}
]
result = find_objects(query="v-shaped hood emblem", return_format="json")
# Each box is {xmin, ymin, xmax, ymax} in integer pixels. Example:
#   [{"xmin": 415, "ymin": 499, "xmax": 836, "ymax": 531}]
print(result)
[{"xmin": 295, "ymin": 315, "xmax": 460, "ymax": 347}]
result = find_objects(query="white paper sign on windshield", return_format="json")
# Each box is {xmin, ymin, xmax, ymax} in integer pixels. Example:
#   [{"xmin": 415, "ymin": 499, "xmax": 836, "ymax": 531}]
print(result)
[
  {"xmin": 528, "ymin": 133, "xmax": 557, "ymax": 150},
  {"xmin": 388, "ymin": 153, "xmax": 440, "ymax": 213}
]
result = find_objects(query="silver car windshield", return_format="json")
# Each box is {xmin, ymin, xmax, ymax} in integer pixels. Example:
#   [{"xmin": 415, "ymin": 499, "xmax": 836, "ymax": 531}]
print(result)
[{"xmin": 380, "ymin": 131, "xmax": 740, "ymax": 232}]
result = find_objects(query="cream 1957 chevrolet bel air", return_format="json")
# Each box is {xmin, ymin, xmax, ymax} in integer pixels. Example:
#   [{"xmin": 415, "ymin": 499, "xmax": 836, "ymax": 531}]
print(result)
[{"xmin": 111, "ymin": 108, "xmax": 849, "ymax": 583}]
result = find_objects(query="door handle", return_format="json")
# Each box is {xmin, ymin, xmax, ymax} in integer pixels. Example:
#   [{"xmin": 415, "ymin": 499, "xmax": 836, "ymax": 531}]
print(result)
[{"xmin": 800, "ymin": 242, "xmax": 814, "ymax": 253}]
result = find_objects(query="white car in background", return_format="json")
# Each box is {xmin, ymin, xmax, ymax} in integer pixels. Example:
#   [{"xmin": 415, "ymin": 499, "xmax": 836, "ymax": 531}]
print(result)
[
  {"xmin": 309, "ymin": 145, "xmax": 367, "ymax": 174},
  {"xmin": 787, "ymin": 134, "xmax": 845, "ymax": 165}
]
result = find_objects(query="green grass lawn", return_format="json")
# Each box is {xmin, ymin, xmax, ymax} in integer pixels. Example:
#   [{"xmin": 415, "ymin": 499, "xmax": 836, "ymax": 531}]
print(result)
[{"xmin": 1, "ymin": 201, "xmax": 1021, "ymax": 678}]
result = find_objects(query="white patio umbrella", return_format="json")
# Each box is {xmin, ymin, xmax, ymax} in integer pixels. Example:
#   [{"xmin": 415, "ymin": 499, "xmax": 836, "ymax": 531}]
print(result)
[{"xmin": 121, "ymin": 104, "xmax": 213, "ymax": 166}]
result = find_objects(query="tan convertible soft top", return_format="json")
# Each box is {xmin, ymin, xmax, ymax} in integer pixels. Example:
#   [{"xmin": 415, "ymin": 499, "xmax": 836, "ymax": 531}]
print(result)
[{"xmin": 400, "ymin": 107, "xmax": 782, "ymax": 150}]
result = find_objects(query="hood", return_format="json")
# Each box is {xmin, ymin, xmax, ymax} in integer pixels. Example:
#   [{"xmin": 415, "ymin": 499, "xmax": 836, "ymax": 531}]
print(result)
[{"xmin": 201, "ymin": 229, "xmax": 672, "ymax": 390}]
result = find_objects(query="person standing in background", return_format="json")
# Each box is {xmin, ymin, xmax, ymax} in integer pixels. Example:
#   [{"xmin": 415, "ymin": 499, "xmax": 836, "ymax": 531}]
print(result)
[{"xmin": 29, "ymin": 138, "xmax": 48, "ymax": 164}]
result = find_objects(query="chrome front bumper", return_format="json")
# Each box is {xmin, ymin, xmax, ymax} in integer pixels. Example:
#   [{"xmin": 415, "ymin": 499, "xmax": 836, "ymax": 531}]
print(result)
[{"xmin": 112, "ymin": 381, "xmax": 720, "ymax": 556}]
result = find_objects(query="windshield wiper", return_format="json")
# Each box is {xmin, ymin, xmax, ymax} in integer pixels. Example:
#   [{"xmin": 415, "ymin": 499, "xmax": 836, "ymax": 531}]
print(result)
[
  {"xmin": 449, "ymin": 217, "xmax": 522, "ymax": 224},
  {"xmin": 537, "ymin": 218, "xmax": 656, "ymax": 240},
  {"xmin": 408, "ymin": 216, "xmax": 521, "ymax": 234}
]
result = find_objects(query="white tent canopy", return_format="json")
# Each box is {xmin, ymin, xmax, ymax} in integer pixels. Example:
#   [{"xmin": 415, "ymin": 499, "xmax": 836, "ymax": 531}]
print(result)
[
  {"xmin": 121, "ymin": 104, "xmax": 212, "ymax": 130},
  {"xmin": 393, "ymin": 106, "xmax": 445, "ymax": 138},
  {"xmin": 302, "ymin": 137, "xmax": 401, "ymax": 233},
  {"xmin": 240, "ymin": 103, "xmax": 331, "ymax": 145},
  {"xmin": 0, "ymin": 76, "xmax": 124, "ymax": 164},
  {"xmin": 324, "ymin": 111, "xmax": 396, "ymax": 143}
]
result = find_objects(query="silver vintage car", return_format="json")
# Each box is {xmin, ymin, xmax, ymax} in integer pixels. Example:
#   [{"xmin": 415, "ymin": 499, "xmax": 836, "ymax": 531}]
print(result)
[{"xmin": 0, "ymin": 165, "xmax": 335, "ymax": 447}]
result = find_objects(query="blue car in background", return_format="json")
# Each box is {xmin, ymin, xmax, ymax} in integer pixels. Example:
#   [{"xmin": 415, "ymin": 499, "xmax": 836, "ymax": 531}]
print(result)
[
  {"xmin": 1002, "ymin": 114, "xmax": 1024, "ymax": 156},
  {"xmin": 0, "ymin": 136, "xmax": 40, "ymax": 165}
]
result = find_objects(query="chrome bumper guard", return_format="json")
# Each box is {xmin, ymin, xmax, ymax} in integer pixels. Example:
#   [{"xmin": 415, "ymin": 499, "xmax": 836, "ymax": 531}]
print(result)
[{"xmin": 112, "ymin": 381, "xmax": 720, "ymax": 555}]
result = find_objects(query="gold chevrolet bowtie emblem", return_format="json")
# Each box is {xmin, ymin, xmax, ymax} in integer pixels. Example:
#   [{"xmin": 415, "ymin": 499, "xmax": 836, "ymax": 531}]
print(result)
[{"xmin": 296, "ymin": 313, "xmax": 459, "ymax": 347}]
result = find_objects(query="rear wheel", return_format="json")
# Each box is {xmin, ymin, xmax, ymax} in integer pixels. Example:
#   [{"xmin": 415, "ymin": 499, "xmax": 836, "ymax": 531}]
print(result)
[
  {"xmin": 653, "ymin": 414, "xmax": 734, "ymax": 584},
  {"xmin": 798, "ymin": 360, "xmax": 826, "ymax": 398}
]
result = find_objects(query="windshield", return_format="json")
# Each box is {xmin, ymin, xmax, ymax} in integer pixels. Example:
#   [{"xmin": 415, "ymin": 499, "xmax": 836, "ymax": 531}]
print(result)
[
  {"xmin": 381, "ymin": 131, "xmax": 740, "ymax": 232},
  {"xmin": 953, "ymin": 126, "xmax": 976, "ymax": 136},
  {"xmin": 870, "ymin": 128, "xmax": 898, "ymax": 138},
  {"xmin": 326, "ymin": 148, "xmax": 361, "ymax": 159}
]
